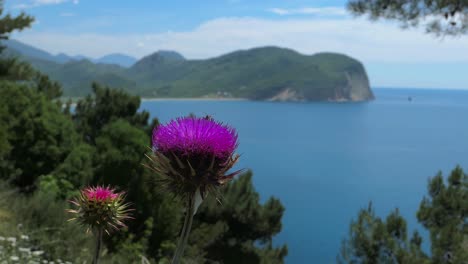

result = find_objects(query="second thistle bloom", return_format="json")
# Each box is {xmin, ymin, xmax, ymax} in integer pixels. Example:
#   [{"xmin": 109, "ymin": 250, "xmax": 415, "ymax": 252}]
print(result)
[
  {"xmin": 68, "ymin": 186, "xmax": 132, "ymax": 234},
  {"xmin": 148, "ymin": 116, "xmax": 242, "ymax": 200}
]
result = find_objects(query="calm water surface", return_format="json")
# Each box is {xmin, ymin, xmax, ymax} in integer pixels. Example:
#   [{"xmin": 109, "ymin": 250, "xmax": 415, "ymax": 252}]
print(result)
[{"xmin": 141, "ymin": 88, "xmax": 468, "ymax": 263}]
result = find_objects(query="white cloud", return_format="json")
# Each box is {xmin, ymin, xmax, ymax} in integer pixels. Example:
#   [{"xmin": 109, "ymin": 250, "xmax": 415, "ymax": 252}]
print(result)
[
  {"xmin": 60, "ymin": 12, "xmax": 75, "ymax": 17},
  {"xmin": 269, "ymin": 7, "xmax": 347, "ymax": 17},
  {"xmin": 14, "ymin": 0, "xmax": 78, "ymax": 9},
  {"xmin": 13, "ymin": 4, "xmax": 30, "ymax": 9},
  {"xmin": 268, "ymin": 8, "xmax": 289, "ymax": 15},
  {"xmin": 14, "ymin": 16, "xmax": 467, "ymax": 63},
  {"xmin": 35, "ymin": 0, "xmax": 67, "ymax": 4}
]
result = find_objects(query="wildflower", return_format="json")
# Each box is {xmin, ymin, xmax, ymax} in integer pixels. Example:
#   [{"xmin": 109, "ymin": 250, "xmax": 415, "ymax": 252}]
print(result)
[
  {"xmin": 68, "ymin": 186, "xmax": 132, "ymax": 264},
  {"xmin": 18, "ymin": 247, "xmax": 31, "ymax": 254},
  {"xmin": 32, "ymin": 250, "xmax": 44, "ymax": 256},
  {"xmin": 10, "ymin": 256, "xmax": 19, "ymax": 261},
  {"xmin": 148, "ymin": 116, "xmax": 242, "ymax": 201},
  {"xmin": 68, "ymin": 186, "xmax": 131, "ymax": 234},
  {"xmin": 147, "ymin": 116, "xmax": 243, "ymax": 264},
  {"xmin": 20, "ymin": 235, "xmax": 29, "ymax": 240}
]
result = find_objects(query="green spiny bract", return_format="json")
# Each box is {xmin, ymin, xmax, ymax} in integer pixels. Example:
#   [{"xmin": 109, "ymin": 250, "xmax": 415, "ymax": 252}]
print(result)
[{"xmin": 68, "ymin": 186, "xmax": 132, "ymax": 234}]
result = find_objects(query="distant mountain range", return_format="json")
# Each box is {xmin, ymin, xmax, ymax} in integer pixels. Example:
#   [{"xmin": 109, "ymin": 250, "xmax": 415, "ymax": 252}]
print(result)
[
  {"xmin": 4, "ymin": 39, "xmax": 138, "ymax": 67},
  {"xmin": 2, "ymin": 39, "xmax": 374, "ymax": 101}
]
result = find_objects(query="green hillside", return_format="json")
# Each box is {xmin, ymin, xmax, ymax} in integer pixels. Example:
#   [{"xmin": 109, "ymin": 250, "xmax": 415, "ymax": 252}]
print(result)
[
  {"xmin": 5, "ymin": 41, "xmax": 374, "ymax": 101},
  {"xmin": 30, "ymin": 59, "xmax": 134, "ymax": 97}
]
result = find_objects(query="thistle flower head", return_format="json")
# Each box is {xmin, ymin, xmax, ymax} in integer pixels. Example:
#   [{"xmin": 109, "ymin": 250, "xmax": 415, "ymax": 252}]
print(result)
[
  {"xmin": 84, "ymin": 186, "xmax": 119, "ymax": 201},
  {"xmin": 68, "ymin": 186, "xmax": 132, "ymax": 234},
  {"xmin": 152, "ymin": 116, "xmax": 238, "ymax": 160},
  {"xmin": 147, "ymin": 116, "xmax": 242, "ymax": 201}
]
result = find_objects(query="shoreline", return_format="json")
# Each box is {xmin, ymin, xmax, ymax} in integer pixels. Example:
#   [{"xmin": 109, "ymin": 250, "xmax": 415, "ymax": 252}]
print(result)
[
  {"xmin": 141, "ymin": 97, "xmax": 249, "ymax": 102},
  {"xmin": 63, "ymin": 97, "xmax": 248, "ymax": 107},
  {"xmin": 62, "ymin": 96, "xmax": 375, "ymax": 105}
]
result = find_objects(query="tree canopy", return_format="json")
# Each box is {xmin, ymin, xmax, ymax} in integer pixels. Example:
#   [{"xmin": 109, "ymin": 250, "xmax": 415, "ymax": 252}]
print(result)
[
  {"xmin": 339, "ymin": 166, "xmax": 468, "ymax": 264},
  {"xmin": 338, "ymin": 203, "xmax": 428, "ymax": 264},
  {"xmin": 0, "ymin": 82, "xmax": 78, "ymax": 191},
  {"xmin": 417, "ymin": 166, "xmax": 468, "ymax": 263},
  {"xmin": 0, "ymin": 0, "xmax": 33, "ymax": 42},
  {"xmin": 347, "ymin": 0, "xmax": 467, "ymax": 36}
]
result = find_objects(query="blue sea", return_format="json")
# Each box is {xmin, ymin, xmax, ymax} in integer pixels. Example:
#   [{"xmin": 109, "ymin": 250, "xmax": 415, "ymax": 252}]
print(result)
[{"xmin": 141, "ymin": 88, "xmax": 468, "ymax": 263}]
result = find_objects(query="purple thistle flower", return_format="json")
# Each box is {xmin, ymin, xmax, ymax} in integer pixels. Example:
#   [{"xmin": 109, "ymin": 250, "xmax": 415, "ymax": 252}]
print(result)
[
  {"xmin": 146, "ymin": 116, "xmax": 243, "ymax": 200},
  {"xmin": 152, "ymin": 116, "xmax": 238, "ymax": 160},
  {"xmin": 146, "ymin": 116, "xmax": 243, "ymax": 264},
  {"xmin": 68, "ymin": 186, "xmax": 132, "ymax": 234}
]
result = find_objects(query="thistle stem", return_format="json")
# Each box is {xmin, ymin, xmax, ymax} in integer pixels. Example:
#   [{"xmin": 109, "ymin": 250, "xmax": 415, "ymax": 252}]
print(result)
[
  {"xmin": 171, "ymin": 195, "xmax": 196, "ymax": 264},
  {"xmin": 93, "ymin": 228, "xmax": 103, "ymax": 264}
]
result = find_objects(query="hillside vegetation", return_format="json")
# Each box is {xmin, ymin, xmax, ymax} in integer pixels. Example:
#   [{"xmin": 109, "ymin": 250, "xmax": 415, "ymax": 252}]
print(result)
[{"xmin": 5, "ymin": 40, "xmax": 374, "ymax": 101}]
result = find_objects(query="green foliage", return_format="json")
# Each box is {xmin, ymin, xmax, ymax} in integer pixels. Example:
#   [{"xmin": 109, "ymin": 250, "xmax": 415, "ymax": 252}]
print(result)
[
  {"xmin": 0, "ymin": 56, "xmax": 63, "ymax": 98},
  {"xmin": 417, "ymin": 166, "xmax": 468, "ymax": 264},
  {"xmin": 52, "ymin": 143, "xmax": 95, "ymax": 189},
  {"xmin": 341, "ymin": 166, "xmax": 468, "ymax": 264},
  {"xmin": 0, "ymin": 102, "xmax": 11, "ymax": 167},
  {"xmin": 74, "ymin": 82, "xmax": 150, "ymax": 143},
  {"xmin": 347, "ymin": 0, "xmax": 467, "ymax": 36},
  {"xmin": 2, "ymin": 187, "xmax": 93, "ymax": 262},
  {"xmin": 0, "ymin": 1, "xmax": 34, "ymax": 43},
  {"xmin": 0, "ymin": 57, "xmax": 34, "ymax": 81},
  {"xmin": 95, "ymin": 119, "xmax": 148, "ymax": 180},
  {"xmin": 190, "ymin": 171, "xmax": 288, "ymax": 263},
  {"xmin": 94, "ymin": 119, "xmax": 150, "ymax": 214},
  {"xmin": 338, "ymin": 203, "xmax": 428, "ymax": 264},
  {"xmin": 35, "ymin": 72, "xmax": 63, "ymax": 99},
  {"xmin": 0, "ymin": 82, "xmax": 78, "ymax": 190},
  {"xmin": 0, "ymin": 2, "xmax": 66, "ymax": 191},
  {"xmin": 38, "ymin": 174, "xmax": 77, "ymax": 200}
]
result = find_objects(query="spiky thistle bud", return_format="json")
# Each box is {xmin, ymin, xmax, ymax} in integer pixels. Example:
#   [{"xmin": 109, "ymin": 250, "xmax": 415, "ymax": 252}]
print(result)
[
  {"xmin": 146, "ymin": 116, "xmax": 243, "ymax": 203},
  {"xmin": 68, "ymin": 186, "xmax": 132, "ymax": 234}
]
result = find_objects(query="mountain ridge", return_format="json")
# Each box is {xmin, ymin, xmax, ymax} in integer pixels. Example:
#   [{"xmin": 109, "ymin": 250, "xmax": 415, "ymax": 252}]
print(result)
[
  {"xmin": 4, "ymin": 39, "xmax": 137, "ymax": 67},
  {"xmin": 96, "ymin": 53, "xmax": 138, "ymax": 67},
  {"xmin": 4, "ymin": 39, "xmax": 374, "ymax": 102}
]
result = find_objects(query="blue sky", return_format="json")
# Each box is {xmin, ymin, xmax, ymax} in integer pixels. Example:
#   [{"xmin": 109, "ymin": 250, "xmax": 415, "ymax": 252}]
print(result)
[{"xmin": 5, "ymin": 0, "xmax": 468, "ymax": 89}]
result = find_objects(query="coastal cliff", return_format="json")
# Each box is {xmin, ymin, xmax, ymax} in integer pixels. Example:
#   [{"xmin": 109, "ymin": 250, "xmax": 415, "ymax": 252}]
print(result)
[{"xmin": 266, "ymin": 52, "xmax": 373, "ymax": 102}]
